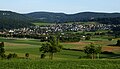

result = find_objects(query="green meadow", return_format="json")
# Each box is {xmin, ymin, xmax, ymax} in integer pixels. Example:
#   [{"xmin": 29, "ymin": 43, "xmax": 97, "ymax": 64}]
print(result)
[
  {"xmin": 0, "ymin": 37, "xmax": 120, "ymax": 69},
  {"xmin": 0, "ymin": 59, "xmax": 120, "ymax": 69}
]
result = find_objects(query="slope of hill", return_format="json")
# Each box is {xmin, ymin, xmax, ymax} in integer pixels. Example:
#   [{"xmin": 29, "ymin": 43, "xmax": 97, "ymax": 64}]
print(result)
[
  {"xmin": 26, "ymin": 12, "xmax": 120, "ymax": 23},
  {"xmin": 25, "ymin": 12, "xmax": 68, "ymax": 23},
  {"xmin": 0, "ymin": 11, "xmax": 34, "ymax": 29},
  {"xmin": 1, "ymin": 10, "xmax": 120, "ymax": 30}
]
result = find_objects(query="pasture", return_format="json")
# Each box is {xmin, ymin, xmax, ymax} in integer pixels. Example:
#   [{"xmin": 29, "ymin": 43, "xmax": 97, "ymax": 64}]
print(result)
[
  {"xmin": 33, "ymin": 22, "xmax": 55, "ymax": 26},
  {"xmin": 0, "ymin": 37, "xmax": 120, "ymax": 69},
  {"xmin": 0, "ymin": 37, "xmax": 120, "ymax": 59},
  {"xmin": 0, "ymin": 59, "xmax": 120, "ymax": 69}
]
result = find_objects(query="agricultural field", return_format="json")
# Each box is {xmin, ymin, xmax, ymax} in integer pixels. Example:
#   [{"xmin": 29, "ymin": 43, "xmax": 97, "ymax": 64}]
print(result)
[
  {"xmin": 33, "ymin": 22, "xmax": 98, "ymax": 26},
  {"xmin": 0, "ymin": 36, "xmax": 120, "ymax": 69},
  {"xmin": 33, "ymin": 22, "xmax": 55, "ymax": 26},
  {"xmin": 0, "ymin": 59, "xmax": 120, "ymax": 69},
  {"xmin": 0, "ymin": 37, "xmax": 120, "ymax": 58}
]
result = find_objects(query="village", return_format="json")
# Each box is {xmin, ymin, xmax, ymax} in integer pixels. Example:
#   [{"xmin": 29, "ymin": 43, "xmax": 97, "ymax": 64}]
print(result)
[{"xmin": 0, "ymin": 23, "xmax": 119, "ymax": 36}]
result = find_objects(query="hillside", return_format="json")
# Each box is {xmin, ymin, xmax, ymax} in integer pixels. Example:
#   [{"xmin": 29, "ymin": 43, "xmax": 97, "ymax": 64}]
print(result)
[
  {"xmin": 25, "ymin": 12, "xmax": 68, "ymax": 23},
  {"xmin": 0, "ymin": 11, "xmax": 34, "ymax": 29},
  {"xmin": 26, "ymin": 12, "xmax": 120, "ymax": 23},
  {"xmin": 1, "ymin": 11, "xmax": 120, "ymax": 30}
]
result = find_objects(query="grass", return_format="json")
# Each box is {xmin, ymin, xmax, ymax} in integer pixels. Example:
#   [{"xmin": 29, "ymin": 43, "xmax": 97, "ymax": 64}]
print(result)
[
  {"xmin": 33, "ymin": 22, "xmax": 55, "ymax": 26},
  {"xmin": 33, "ymin": 22, "xmax": 99, "ymax": 26},
  {"xmin": 0, "ymin": 37, "xmax": 84, "ymax": 59},
  {"xmin": 65, "ymin": 22, "xmax": 99, "ymax": 25},
  {"xmin": 0, "ymin": 37, "xmax": 44, "ymax": 45},
  {"xmin": 0, "ymin": 59, "xmax": 120, "ymax": 69},
  {"xmin": 0, "ymin": 36, "xmax": 120, "ymax": 69},
  {"xmin": 61, "ymin": 43, "xmax": 79, "ymax": 49},
  {"xmin": 0, "ymin": 37, "xmax": 119, "ymax": 59}
]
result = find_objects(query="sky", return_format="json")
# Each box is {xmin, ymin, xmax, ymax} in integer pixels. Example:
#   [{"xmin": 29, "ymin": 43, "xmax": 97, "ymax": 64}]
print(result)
[{"xmin": 0, "ymin": 0, "xmax": 120, "ymax": 14}]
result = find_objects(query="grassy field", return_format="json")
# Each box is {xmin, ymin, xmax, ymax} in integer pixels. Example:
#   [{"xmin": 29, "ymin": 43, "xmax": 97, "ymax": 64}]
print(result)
[
  {"xmin": 0, "ymin": 59, "xmax": 120, "ymax": 69},
  {"xmin": 33, "ymin": 22, "xmax": 55, "ymax": 26},
  {"xmin": 0, "ymin": 37, "xmax": 120, "ymax": 58},
  {"xmin": 0, "ymin": 37, "xmax": 120, "ymax": 69},
  {"xmin": 0, "ymin": 37, "xmax": 84, "ymax": 59},
  {"xmin": 33, "ymin": 22, "xmax": 99, "ymax": 26}
]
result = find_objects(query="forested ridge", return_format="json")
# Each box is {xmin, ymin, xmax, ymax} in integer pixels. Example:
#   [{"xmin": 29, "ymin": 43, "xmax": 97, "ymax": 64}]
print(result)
[
  {"xmin": 0, "ymin": 11, "xmax": 34, "ymax": 29},
  {"xmin": 1, "ymin": 11, "xmax": 120, "ymax": 29}
]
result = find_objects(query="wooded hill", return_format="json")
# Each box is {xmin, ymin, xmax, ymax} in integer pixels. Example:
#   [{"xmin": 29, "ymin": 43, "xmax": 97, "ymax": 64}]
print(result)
[
  {"xmin": 1, "ymin": 10, "xmax": 120, "ymax": 29},
  {"xmin": 26, "ymin": 12, "xmax": 120, "ymax": 23},
  {"xmin": 0, "ymin": 11, "xmax": 34, "ymax": 30}
]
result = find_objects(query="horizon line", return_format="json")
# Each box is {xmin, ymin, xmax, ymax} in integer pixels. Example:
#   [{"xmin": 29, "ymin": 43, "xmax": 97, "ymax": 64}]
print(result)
[{"xmin": 0, "ymin": 10, "xmax": 120, "ymax": 14}]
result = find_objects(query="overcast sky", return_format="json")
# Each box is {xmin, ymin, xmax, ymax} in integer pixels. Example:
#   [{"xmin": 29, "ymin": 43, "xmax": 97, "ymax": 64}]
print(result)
[{"xmin": 0, "ymin": 0, "xmax": 120, "ymax": 14}]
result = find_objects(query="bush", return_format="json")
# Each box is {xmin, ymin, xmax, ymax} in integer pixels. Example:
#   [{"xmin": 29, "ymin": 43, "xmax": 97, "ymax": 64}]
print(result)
[
  {"xmin": 116, "ymin": 40, "xmax": 120, "ymax": 46},
  {"xmin": 41, "ymin": 54, "xmax": 46, "ymax": 59},
  {"xmin": 7, "ymin": 53, "xmax": 17, "ymax": 59},
  {"xmin": 0, "ymin": 54, "xmax": 6, "ymax": 59},
  {"xmin": 12, "ymin": 53, "xmax": 18, "ymax": 58},
  {"xmin": 0, "ymin": 42, "xmax": 5, "ymax": 58},
  {"xmin": 78, "ymin": 55, "xmax": 83, "ymax": 59},
  {"xmin": 25, "ymin": 53, "xmax": 29, "ymax": 58},
  {"xmin": 7, "ymin": 54, "xmax": 12, "ymax": 59},
  {"xmin": 85, "ymin": 36, "xmax": 91, "ymax": 40},
  {"xmin": 108, "ymin": 38, "xmax": 112, "ymax": 41},
  {"xmin": 101, "ymin": 51, "xmax": 114, "ymax": 54}
]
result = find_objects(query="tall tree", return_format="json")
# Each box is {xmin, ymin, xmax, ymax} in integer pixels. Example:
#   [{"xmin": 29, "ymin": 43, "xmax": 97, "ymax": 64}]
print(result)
[
  {"xmin": 0, "ymin": 42, "xmax": 5, "ymax": 58},
  {"xmin": 40, "ymin": 36, "xmax": 62, "ymax": 59},
  {"xmin": 84, "ymin": 43, "xmax": 102, "ymax": 59},
  {"xmin": 116, "ymin": 40, "xmax": 120, "ymax": 46}
]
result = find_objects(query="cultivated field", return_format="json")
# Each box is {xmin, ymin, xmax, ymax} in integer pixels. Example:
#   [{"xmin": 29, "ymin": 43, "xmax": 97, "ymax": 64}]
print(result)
[
  {"xmin": 0, "ymin": 59, "xmax": 120, "ymax": 69},
  {"xmin": 0, "ymin": 37, "xmax": 120, "ymax": 69}
]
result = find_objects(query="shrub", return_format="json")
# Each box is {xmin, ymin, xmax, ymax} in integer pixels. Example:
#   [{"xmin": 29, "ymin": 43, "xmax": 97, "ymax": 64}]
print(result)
[
  {"xmin": 101, "ymin": 51, "xmax": 114, "ymax": 54},
  {"xmin": 0, "ymin": 54, "xmax": 6, "ymax": 59},
  {"xmin": 108, "ymin": 38, "xmax": 112, "ymax": 41},
  {"xmin": 0, "ymin": 42, "xmax": 5, "ymax": 59},
  {"xmin": 12, "ymin": 53, "xmax": 17, "ymax": 58},
  {"xmin": 116, "ymin": 40, "xmax": 120, "ymax": 46},
  {"xmin": 85, "ymin": 36, "xmax": 91, "ymax": 40},
  {"xmin": 41, "ymin": 54, "xmax": 46, "ymax": 59},
  {"xmin": 25, "ymin": 53, "xmax": 29, "ymax": 58},
  {"xmin": 7, "ymin": 53, "xmax": 17, "ymax": 59}
]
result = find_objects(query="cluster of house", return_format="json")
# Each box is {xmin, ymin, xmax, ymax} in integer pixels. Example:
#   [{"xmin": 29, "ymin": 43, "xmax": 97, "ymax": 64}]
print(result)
[{"xmin": 0, "ymin": 23, "xmax": 120, "ymax": 35}]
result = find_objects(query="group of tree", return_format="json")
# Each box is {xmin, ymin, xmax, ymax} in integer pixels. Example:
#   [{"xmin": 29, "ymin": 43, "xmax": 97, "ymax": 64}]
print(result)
[
  {"xmin": 0, "ymin": 42, "xmax": 30, "ymax": 60},
  {"xmin": 92, "ymin": 17, "xmax": 120, "ymax": 25},
  {"xmin": 40, "ymin": 36, "xmax": 63, "ymax": 59},
  {"xmin": 116, "ymin": 40, "xmax": 120, "ymax": 46},
  {"xmin": 0, "ymin": 17, "xmax": 33, "ymax": 30},
  {"xmin": 0, "ymin": 11, "xmax": 34, "ymax": 30},
  {"xmin": 0, "ymin": 42, "xmax": 5, "ymax": 58},
  {"xmin": 111, "ymin": 26, "xmax": 120, "ymax": 38},
  {"xmin": 84, "ymin": 43, "xmax": 102, "ymax": 59},
  {"xmin": 0, "ymin": 42, "xmax": 18, "ymax": 59},
  {"xmin": 26, "ymin": 12, "xmax": 120, "ymax": 24},
  {"xmin": 39, "ymin": 36, "xmax": 102, "ymax": 60},
  {"xmin": 85, "ymin": 36, "xmax": 91, "ymax": 40}
]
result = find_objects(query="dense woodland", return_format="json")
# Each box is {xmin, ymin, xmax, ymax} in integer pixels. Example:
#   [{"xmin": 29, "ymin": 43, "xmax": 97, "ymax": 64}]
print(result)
[
  {"xmin": 0, "ymin": 11, "xmax": 34, "ymax": 29},
  {"xmin": 26, "ymin": 12, "xmax": 120, "ymax": 23},
  {"xmin": 92, "ymin": 17, "xmax": 120, "ymax": 25},
  {"xmin": 1, "ymin": 11, "xmax": 120, "ymax": 29}
]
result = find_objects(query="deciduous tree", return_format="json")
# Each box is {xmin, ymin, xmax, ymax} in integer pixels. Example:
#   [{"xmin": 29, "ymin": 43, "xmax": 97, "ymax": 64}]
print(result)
[
  {"xmin": 0, "ymin": 42, "xmax": 5, "ymax": 58},
  {"xmin": 84, "ymin": 43, "xmax": 102, "ymax": 59},
  {"xmin": 40, "ymin": 36, "xmax": 62, "ymax": 59}
]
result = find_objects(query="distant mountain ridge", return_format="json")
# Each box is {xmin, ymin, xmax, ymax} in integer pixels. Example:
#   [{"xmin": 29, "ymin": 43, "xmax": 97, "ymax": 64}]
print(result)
[
  {"xmin": 25, "ymin": 12, "xmax": 120, "ymax": 23},
  {"xmin": 1, "ymin": 10, "xmax": 120, "ymax": 29},
  {"xmin": 0, "ymin": 11, "xmax": 34, "ymax": 29}
]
